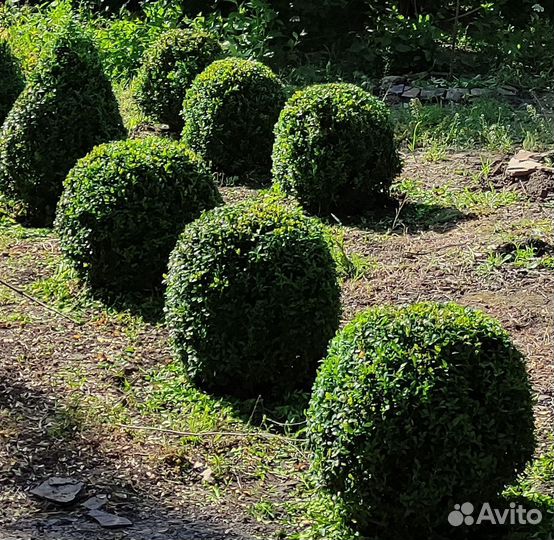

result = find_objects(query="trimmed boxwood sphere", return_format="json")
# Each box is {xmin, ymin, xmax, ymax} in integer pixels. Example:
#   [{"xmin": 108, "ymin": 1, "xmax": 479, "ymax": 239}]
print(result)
[
  {"xmin": 55, "ymin": 137, "xmax": 222, "ymax": 294},
  {"xmin": 0, "ymin": 39, "xmax": 24, "ymax": 125},
  {"xmin": 134, "ymin": 29, "xmax": 222, "ymax": 131},
  {"xmin": 0, "ymin": 24, "xmax": 125, "ymax": 226},
  {"xmin": 307, "ymin": 303, "xmax": 535, "ymax": 538},
  {"xmin": 181, "ymin": 57, "xmax": 286, "ymax": 183},
  {"xmin": 165, "ymin": 194, "xmax": 341, "ymax": 397},
  {"xmin": 272, "ymin": 83, "xmax": 402, "ymax": 215}
]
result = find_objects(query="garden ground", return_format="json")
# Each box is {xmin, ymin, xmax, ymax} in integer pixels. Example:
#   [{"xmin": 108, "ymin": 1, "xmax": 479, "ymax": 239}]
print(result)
[{"xmin": 0, "ymin": 150, "xmax": 553, "ymax": 539}]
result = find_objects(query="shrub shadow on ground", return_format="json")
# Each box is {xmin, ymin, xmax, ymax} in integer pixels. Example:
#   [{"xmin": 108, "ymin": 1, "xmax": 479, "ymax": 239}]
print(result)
[
  {"xmin": 90, "ymin": 289, "xmax": 166, "ymax": 324},
  {"xmin": 337, "ymin": 199, "xmax": 473, "ymax": 234},
  {"xmin": 0, "ymin": 372, "xmax": 258, "ymax": 540},
  {"xmin": 220, "ymin": 389, "xmax": 311, "ymax": 436}
]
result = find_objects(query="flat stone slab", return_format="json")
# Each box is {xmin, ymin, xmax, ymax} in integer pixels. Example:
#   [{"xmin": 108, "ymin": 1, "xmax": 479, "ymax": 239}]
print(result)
[
  {"xmin": 87, "ymin": 509, "xmax": 133, "ymax": 528},
  {"xmin": 388, "ymin": 84, "xmax": 406, "ymax": 95},
  {"xmin": 420, "ymin": 88, "xmax": 446, "ymax": 100},
  {"xmin": 30, "ymin": 478, "xmax": 85, "ymax": 505},
  {"xmin": 402, "ymin": 87, "xmax": 421, "ymax": 99},
  {"xmin": 506, "ymin": 150, "xmax": 554, "ymax": 177},
  {"xmin": 81, "ymin": 495, "xmax": 108, "ymax": 511},
  {"xmin": 446, "ymin": 88, "xmax": 469, "ymax": 102}
]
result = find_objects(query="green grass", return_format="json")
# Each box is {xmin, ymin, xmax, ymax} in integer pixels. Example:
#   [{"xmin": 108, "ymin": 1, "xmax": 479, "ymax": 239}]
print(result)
[
  {"xmin": 395, "ymin": 176, "xmax": 521, "ymax": 215},
  {"xmin": 393, "ymin": 99, "xmax": 554, "ymax": 153}
]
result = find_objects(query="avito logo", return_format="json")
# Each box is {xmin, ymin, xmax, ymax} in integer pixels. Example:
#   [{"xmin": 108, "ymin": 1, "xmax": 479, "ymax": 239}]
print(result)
[{"xmin": 448, "ymin": 502, "xmax": 543, "ymax": 527}]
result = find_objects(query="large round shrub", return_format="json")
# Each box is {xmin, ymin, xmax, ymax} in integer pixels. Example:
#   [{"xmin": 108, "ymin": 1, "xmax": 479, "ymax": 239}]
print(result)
[
  {"xmin": 165, "ymin": 194, "xmax": 341, "ymax": 397},
  {"xmin": 0, "ymin": 39, "xmax": 24, "ymax": 125},
  {"xmin": 181, "ymin": 58, "xmax": 286, "ymax": 183},
  {"xmin": 272, "ymin": 83, "xmax": 402, "ymax": 215},
  {"xmin": 134, "ymin": 29, "xmax": 222, "ymax": 131},
  {"xmin": 307, "ymin": 303, "xmax": 535, "ymax": 538},
  {"xmin": 0, "ymin": 24, "xmax": 125, "ymax": 226},
  {"xmin": 55, "ymin": 137, "xmax": 221, "ymax": 295}
]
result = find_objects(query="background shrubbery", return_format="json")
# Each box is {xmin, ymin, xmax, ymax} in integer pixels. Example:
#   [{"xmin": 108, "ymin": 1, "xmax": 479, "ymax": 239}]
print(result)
[{"xmin": 1, "ymin": 0, "xmax": 551, "ymax": 88}]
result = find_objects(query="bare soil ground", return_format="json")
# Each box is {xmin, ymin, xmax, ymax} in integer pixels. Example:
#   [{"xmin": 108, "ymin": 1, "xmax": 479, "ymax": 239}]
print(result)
[{"xmin": 0, "ymin": 151, "xmax": 553, "ymax": 539}]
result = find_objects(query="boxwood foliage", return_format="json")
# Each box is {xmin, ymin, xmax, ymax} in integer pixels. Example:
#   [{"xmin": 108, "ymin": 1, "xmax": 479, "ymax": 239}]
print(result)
[
  {"xmin": 272, "ymin": 83, "xmax": 402, "ymax": 215},
  {"xmin": 181, "ymin": 57, "xmax": 286, "ymax": 184},
  {"xmin": 134, "ymin": 29, "xmax": 222, "ymax": 131},
  {"xmin": 307, "ymin": 303, "xmax": 535, "ymax": 538},
  {"xmin": 165, "ymin": 194, "xmax": 341, "ymax": 397},
  {"xmin": 55, "ymin": 137, "xmax": 222, "ymax": 295},
  {"xmin": 0, "ymin": 39, "xmax": 24, "ymax": 125},
  {"xmin": 0, "ymin": 24, "xmax": 125, "ymax": 227}
]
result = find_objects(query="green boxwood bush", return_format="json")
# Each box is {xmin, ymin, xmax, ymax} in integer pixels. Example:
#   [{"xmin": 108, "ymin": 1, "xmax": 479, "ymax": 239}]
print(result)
[
  {"xmin": 134, "ymin": 29, "xmax": 222, "ymax": 131},
  {"xmin": 0, "ymin": 24, "xmax": 125, "ymax": 226},
  {"xmin": 165, "ymin": 194, "xmax": 341, "ymax": 397},
  {"xmin": 55, "ymin": 137, "xmax": 222, "ymax": 295},
  {"xmin": 272, "ymin": 83, "xmax": 402, "ymax": 215},
  {"xmin": 0, "ymin": 39, "xmax": 24, "ymax": 125},
  {"xmin": 307, "ymin": 302, "xmax": 535, "ymax": 538},
  {"xmin": 181, "ymin": 57, "xmax": 286, "ymax": 184}
]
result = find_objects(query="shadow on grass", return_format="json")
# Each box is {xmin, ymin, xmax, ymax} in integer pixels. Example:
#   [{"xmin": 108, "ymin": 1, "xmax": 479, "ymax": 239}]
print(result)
[
  {"xmin": 337, "ymin": 199, "xmax": 474, "ymax": 234},
  {"xmin": 222, "ymin": 389, "xmax": 311, "ymax": 436},
  {"xmin": 91, "ymin": 288, "xmax": 166, "ymax": 324},
  {"xmin": 0, "ymin": 372, "xmax": 258, "ymax": 540}
]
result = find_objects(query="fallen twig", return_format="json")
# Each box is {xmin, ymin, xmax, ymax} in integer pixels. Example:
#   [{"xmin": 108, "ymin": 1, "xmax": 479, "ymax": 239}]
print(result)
[
  {"xmin": 0, "ymin": 277, "xmax": 80, "ymax": 325},
  {"xmin": 115, "ymin": 423, "xmax": 306, "ymax": 443}
]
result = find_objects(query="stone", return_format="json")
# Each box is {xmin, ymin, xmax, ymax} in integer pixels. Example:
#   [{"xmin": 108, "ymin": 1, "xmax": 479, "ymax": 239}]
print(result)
[
  {"xmin": 420, "ymin": 88, "xmax": 445, "ymax": 101},
  {"xmin": 497, "ymin": 85, "xmax": 517, "ymax": 96},
  {"xmin": 469, "ymin": 88, "xmax": 493, "ymax": 97},
  {"xmin": 30, "ymin": 477, "xmax": 85, "ymax": 504},
  {"xmin": 388, "ymin": 84, "xmax": 405, "ymax": 95},
  {"xmin": 446, "ymin": 88, "xmax": 469, "ymax": 102},
  {"xmin": 506, "ymin": 150, "xmax": 554, "ymax": 177},
  {"xmin": 87, "ymin": 509, "xmax": 133, "ymax": 528},
  {"xmin": 82, "ymin": 495, "xmax": 108, "ymax": 511},
  {"xmin": 380, "ymin": 75, "xmax": 407, "ymax": 89},
  {"xmin": 402, "ymin": 87, "xmax": 421, "ymax": 99}
]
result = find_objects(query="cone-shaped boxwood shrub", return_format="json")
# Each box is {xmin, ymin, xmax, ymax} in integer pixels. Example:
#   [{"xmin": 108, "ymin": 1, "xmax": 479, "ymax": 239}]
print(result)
[
  {"xmin": 0, "ymin": 39, "xmax": 24, "ymax": 125},
  {"xmin": 165, "ymin": 194, "xmax": 341, "ymax": 397},
  {"xmin": 181, "ymin": 58, "xmax": 286, "ymax": 184},
  {"xmin": 134, "ymin": 30, "xmax": 222, "ymax": 131},
  {"xmin": 0, "ymin": 24, "xmax": 125, "ymax": 227},
  {"xmin": 272, "ymin": 83, "xmax": 402, "ymax": 215},
  {"xmin": 307, "ymin": 303, "xmax": 535, "ymax": 538},
  {"xmin": 55, "ymin": 137, "xmax": 222, "ymax": 295}
]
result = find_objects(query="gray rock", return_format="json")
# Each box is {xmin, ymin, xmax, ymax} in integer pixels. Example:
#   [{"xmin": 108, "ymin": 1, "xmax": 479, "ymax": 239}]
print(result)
[
  {"xmin": 88, "ymin": 509, "xmax": 133, "ymax": 528},
  {"xmin": 380, "ymin": 75, "xmax": 406, "ymax": 89},
  {"xmin": 402, "ymin": 87, "xmax": 421, "ymax": 99},
  {"xmin": 420, "ymin": 88, "xmax": 446, "ymax": 101},
  {"xmin": 469, "ymin": 88, "xmax": 493, "ymax": 97},
  {"xmin": 446, "ymin": 88, "xmax": 469, "ymax": 102},
  {"xmin": 30, "ymin": 477, "xmax": 85, "ymax": 504},
  {"xmin": 497, "ymin": 85, "xmax": 518, "ymax": 96},
  {"xmin": 82, "ymin": 495, "xmax": 108, "ymax": 510},
  {"xmin": 388, "ymin": 84, "xmax": 406, "ymax": 95}
]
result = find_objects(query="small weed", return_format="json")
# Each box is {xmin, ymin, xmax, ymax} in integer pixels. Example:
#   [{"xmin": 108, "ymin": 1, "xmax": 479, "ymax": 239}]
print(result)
[
  {"xmin": 423, "ymin": 141, "xmax": 448, "ymax": 162},
  {"xmin": 250, "ymin": 500, "xmax": 277, "ymax": 523},
  {"xmin": 330, "ymin": 229, "xmax": 378, "ymax": 281}
]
